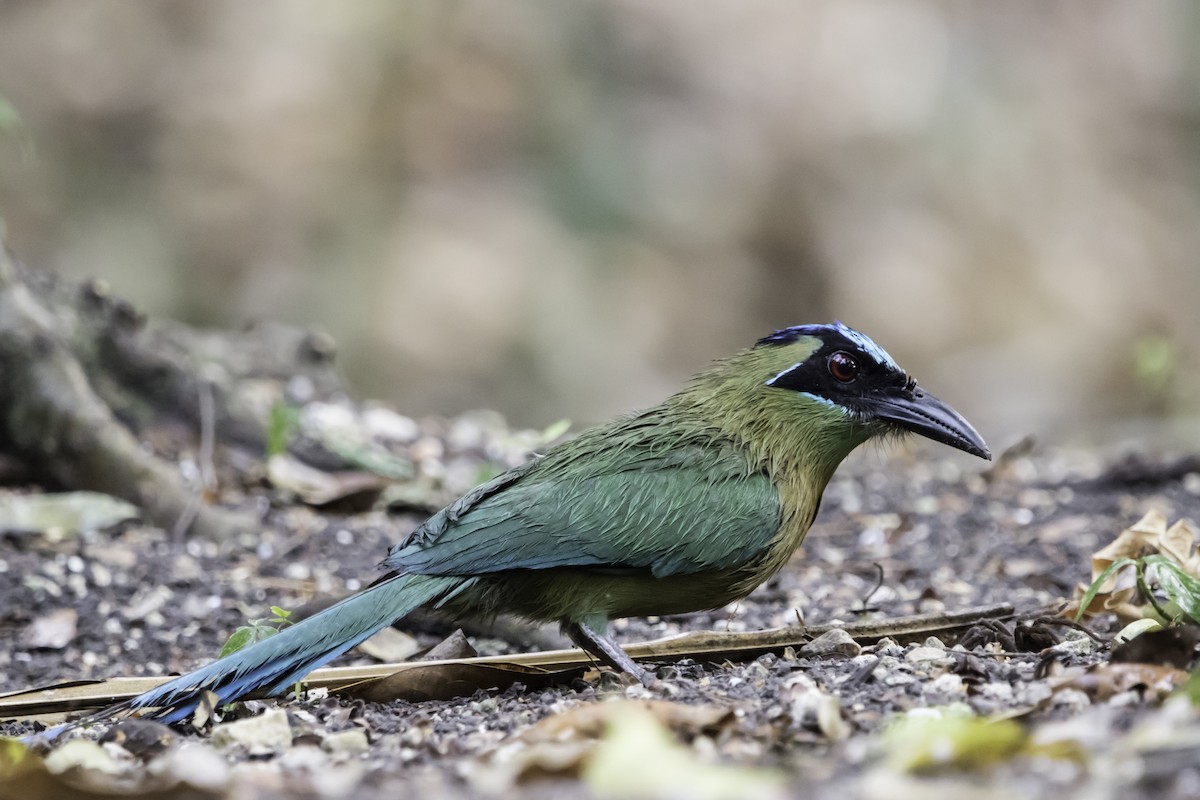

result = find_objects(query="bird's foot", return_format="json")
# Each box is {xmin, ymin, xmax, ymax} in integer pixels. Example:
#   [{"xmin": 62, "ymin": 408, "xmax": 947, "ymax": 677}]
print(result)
[{"xmin": 565, "ymin": 620, "xmax": 655, "ymax": 686}]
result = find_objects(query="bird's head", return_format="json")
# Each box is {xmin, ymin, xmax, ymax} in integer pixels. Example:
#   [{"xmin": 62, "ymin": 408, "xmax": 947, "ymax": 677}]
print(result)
[{"xmin": 746, "ymin": 321, "xmax": 990, "ymax": 460}]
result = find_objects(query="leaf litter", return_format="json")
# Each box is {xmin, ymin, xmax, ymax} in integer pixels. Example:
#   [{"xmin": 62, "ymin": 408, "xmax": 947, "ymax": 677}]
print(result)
[{"xmin": 1, "ymin": 406, "xmax": 1199, "ymax": 799}]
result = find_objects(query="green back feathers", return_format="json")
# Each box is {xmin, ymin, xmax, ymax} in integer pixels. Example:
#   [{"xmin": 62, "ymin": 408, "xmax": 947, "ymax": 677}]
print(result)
[{"xmin": 387, "ymin": 335, "xmax": 871, "ymax": 586}]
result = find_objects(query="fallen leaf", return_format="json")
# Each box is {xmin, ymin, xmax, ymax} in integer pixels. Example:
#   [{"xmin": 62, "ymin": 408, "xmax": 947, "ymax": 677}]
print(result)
[
  {"xmin": 350, "ymin": 662, "xmax": 582, "ymax": 703},
  {"xmin": 880, "ymin": 707, "xmax": 1028, "ymax": 773},
  {"xmin": 355, "ymin": 627, "xmax": 420, "ymax": 662},
  {"xmin": 0, "ymin": 491, "xmax": 139, "ymax": 535},
  {"xmin": 1056, "ymin": 662, "xmax": 1189, "ymax": 702},
  {"xmin": 521, "ymin": 700, "xmax": 733, "ymax": 744},
  {"xmin": 1068, "ymin": 511, "xmax": 1200, "ymax": 621},
  {"xmin": 583, "ymin": 705, "xmax": 787, "ymax": 800},
  {"xmin": 419, "ymin": 629, "xmax": 478, "ymax": 661},
  {"xmin": 19, "ymin": 609, "xmax": 77, "ymax": 650},
  {"xmin": 266, "ymin": 454, "xmax": 388, "ymax": 506}
]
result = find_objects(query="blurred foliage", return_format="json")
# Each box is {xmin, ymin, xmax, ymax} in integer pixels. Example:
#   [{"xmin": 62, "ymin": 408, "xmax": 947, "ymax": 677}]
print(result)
[
  {"xmin": 265, "ymin": 402, "xmax": 301, "ymax": 459},
  {"xmin": 0, "ymin": 2, "xmax": 1197, "ymax": 436}
]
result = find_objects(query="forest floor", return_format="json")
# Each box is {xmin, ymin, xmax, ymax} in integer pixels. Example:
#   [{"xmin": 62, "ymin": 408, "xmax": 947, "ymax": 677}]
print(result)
[{"xmin": 2, "ymin": 401, "xmax": 1200, "ymax": 799}]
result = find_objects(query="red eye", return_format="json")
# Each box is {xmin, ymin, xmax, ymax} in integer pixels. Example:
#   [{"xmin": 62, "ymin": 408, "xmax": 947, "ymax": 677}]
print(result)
[{"xmin": 828, "ymin": 352, "xmax": 859, "ymax": 383}]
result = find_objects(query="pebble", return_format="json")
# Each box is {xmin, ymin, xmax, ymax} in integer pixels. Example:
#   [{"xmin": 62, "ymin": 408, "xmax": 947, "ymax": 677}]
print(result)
[
  {"xmin": 926, "ymin": 672, "xmax": 966, "ymax": 697},
  {"xmin": 211, "ymin": 708, "xmax": 294, "ymax": 754},
  {"xmin": 905, "ymin": 646, "xmax": 955, "ymax": 667},
  {"xmin": 800, "ymin": 629, "xmax": 862, "ymax": 658},
  {"xmin": 322, "ymin": 728, "xmax": 370, "ymax": 754},
  {"xmin": 148, "ymin": 742, "xmax": 231, "ymax": 793},
  {"xmin": 44, "ymin": 739, "xmax": 131, "ymax": 776},
  {"xmin": 872, "ymin": 637, "xmax": 904, "ymax": 658}
]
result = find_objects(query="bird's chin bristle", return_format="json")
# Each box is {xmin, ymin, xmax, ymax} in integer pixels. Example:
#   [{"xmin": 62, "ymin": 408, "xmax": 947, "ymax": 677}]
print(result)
[{"xmin": 864, "ymin": 426, "xmax": 911, "ymax": 457}]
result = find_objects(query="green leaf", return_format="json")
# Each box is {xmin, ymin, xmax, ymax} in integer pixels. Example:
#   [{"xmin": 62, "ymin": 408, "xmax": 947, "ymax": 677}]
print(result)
[
  {"xmin": 1175, "ymin": 670, "xmax": 1200, "ymax": 707},
  {"xmin": 269, "ymin": 606, "xmax": 292, "ymax": 621},
  {"xmin": 1114, "ymin": 617, "xmax": 1163, "ymax": 643},
  {"xmin": 881, "ymin": 706, "xmax": 1028, "ymax": 772},
  {"xmin": 1145, "ymin": 556, "xmax": 1200, "ymax": 624},
  {"xmin": 1075, "ymin": 557, "xmax": 1137, "ymax": 621},
  {"xmin": 266, "ymin": 403, "xmax": 301, "ymax": 458},
  {"xmin": 219, "ymin": 619, "xmax": 285, "ymax": 658},
  {"xmin": 219, "ymin": 626, "xmax": 256, "ymax": 658}
]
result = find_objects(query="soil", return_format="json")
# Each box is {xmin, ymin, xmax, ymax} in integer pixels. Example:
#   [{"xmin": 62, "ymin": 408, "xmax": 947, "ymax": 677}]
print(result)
[{"xmin": 2, "ymin": 417, "xmax": 1200, "ymax": 799}]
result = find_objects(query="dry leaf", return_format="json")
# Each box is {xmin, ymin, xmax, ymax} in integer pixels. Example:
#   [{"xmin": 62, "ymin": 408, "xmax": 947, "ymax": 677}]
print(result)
[
  {"xmin": 419, "ymin": 629, "xmax": 478, "ymax": 661},
  {"xmin": 520, "ymin": 700, "xmax": 733, "ymax": 745},
  {"xmin": 266, "ymin": 454, "xmax": 388, "ymax": 506},
  {"xmin": 350, "ymin": 661, "xmax": 581, "ymax": 703},
  {"xmin": 880, "ymin": 707, "xmax": 1028, "ymax": 773},
  {"xmin": 0, "ymin": 735, "xmax": 227, "ymax": 800},
  {"xmin": 20, "ymin": 609, "xmax": 77, "ymax": 650},
  {"xmin": 1055, "ymin": 662, "xmax": 1189, "ymax": 702},
  {"xmin": 1069, "ymin": 510, "xmax": 1200, "ymax": 620},
  {"xmin": 583, "ymin": 705, "xmax": 787, "ymax": 800},
  {"xmin": 0, "ymin": 491, "xmax": 139, "ymax": 536},
  {"xmin": 354, "ymin": 627, "xmax": 419, "ymax": 662},
  {"xmin": 480, "ymin": 702, "xmax": 780, "ymax": 799}
]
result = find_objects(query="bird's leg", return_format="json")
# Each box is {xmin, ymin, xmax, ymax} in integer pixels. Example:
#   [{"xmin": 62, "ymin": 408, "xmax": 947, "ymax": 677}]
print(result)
[{"xmin": 565, "ymin": 619, "xmax": 656, "ymax": 687}]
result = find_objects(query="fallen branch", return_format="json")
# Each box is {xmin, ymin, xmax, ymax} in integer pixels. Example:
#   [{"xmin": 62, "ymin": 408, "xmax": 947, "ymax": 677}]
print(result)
[
  {"xmin": 0, "ymin": 603, "xmax": 1013, "ymax": 720},
  {"xmin": 0, "ymin": 249, "xmax": 251, "ymax": 538}
]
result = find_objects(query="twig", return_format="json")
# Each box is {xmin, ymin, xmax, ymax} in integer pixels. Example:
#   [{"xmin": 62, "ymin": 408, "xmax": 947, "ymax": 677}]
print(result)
[{"xmin": 0, "ymin": 602, "xmax": 1015, "ymax": 719}]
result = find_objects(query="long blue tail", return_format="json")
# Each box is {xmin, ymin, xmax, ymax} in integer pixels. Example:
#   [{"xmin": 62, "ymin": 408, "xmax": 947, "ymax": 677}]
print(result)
[{"xmin": 121, "ymin": 572, "xmax": 468, "ymax": 724}]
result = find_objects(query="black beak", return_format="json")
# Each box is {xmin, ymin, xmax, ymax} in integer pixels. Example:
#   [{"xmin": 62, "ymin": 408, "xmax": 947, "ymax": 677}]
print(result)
[{"xmin": 869, "ymin": 387, "xmax": 991, "ymax": 460}]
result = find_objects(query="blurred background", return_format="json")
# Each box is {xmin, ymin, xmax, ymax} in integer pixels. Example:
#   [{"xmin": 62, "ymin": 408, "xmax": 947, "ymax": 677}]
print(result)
[{"xmin": 0, "ymin": 1, "xmax": 1196, "ymax": 449}]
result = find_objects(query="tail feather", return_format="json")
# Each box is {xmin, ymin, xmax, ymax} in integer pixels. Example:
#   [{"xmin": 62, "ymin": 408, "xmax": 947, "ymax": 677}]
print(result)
[{"xmin": 119, "ymin": 573, "xmax": 465, "ymax": 724}]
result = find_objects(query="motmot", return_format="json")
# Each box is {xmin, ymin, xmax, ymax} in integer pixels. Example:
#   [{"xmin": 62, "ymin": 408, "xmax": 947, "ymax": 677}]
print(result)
[{"xmin": 100, "ymin": 322, "xmax": 990, "ymax": 724}]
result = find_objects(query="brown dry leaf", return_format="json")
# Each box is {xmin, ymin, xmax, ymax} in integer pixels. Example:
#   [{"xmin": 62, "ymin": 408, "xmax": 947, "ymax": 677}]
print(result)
[
  {"xmin": 419, "ymin": 629, "xmax": 478, "ymax": 661},
  {"xmin": 350, "ymin": 661, "xmax": 582, "ymax": 703},
  {"xmin": 1069, "ymin": 510, "xmax": 1200, "ymax": 620},
  {"xmin": 478, "ymin": 701, "xmax": 775, "ymax": 799},
  {"xmin": 520, "ymin": 699, "xmax": 733, "ymax": 745},
  {"xmin": 1055, "ymin": 662, "xmax": 1189, "ymax": 702},
  {"xmin": 0, "ymin": 737, "xmax": 225, "ymax": 800},
  {"xmin": 19, "ymin": 609, "xmax": 77, "ymax": 650},
  {"xmin": 266, "ymin": 454, "xmax": 388, "ymax": 506}
]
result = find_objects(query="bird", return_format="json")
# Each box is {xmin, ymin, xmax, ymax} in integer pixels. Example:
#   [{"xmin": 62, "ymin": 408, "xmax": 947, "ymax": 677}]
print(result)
[{"xmin": 93, "ymin": 321, "xmax": 990, "ymax": 725}]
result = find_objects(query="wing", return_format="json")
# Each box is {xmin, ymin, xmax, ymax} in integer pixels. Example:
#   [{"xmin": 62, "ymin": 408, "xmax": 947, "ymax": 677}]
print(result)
[{"xmin": 384, "ymin": 440, "xmax": 782, "ymax": 579}]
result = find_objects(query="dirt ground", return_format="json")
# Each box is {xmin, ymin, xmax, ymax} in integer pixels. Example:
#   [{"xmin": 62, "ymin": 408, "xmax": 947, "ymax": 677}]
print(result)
[{"xmin": 2, "ymin": 402, "xmax": 1200, "ymax": 799}]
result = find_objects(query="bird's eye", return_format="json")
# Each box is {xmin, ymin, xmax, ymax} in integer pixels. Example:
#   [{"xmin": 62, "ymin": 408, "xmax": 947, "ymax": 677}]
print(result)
[{"xmin": 828, "ymin": 352, "xmax": 859, "ymax": 383}]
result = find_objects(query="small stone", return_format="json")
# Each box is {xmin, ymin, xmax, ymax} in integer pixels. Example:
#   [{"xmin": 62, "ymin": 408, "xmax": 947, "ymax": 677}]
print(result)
[
  {"xmin": 99, "ymin": 718, "xmax": 176, "ymax": 758},
  {"xmin": 281, "ymin": 743, "xmax": 329, "ymax": 769},
  {"xmin": 211, "ymin": 708, "xmax": 293, "ymax": 754},
  {"xmin": 20, "ymin": 608, "xmax": 78, "ymax": 650},
  {"xmin": 1047, "ymin": 634, "xmax": 1094, "ymax": 658},
  {"xmin": 322, "ymin": 728, "xmax": 370, "ymax": 754},
  {"xmin": 44, "ymin": 739, "xmax": 130, "ymax": 776},
  {"xmin": 905, "ymin": 646, "xmax": 955, "ymax": 667},
  {"xmin": 872, "ymin": 637, "xmax": 904, "ymax": 657},
  {"xmin": 147, "ymin": 742, "xmax": 230, "ymax": 793},
  {"xmin": 800, "ymin": 629, "xmax": 862, "ymax": 658},
  {"xmin": 927, "ymin": 672, "xmax": 966, "ymax": 697}
]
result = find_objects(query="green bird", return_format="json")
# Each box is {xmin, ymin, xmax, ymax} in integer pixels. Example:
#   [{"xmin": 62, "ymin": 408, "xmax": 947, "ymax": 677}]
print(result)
[{"xmin": 108, "ymin": 321, "xmax": 990, "ymax": 723}]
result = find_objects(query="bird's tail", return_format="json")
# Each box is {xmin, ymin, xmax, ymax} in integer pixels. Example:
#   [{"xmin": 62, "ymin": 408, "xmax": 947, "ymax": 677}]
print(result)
[{"xmin": 116, "ymin": 572, "xmax": 469, "ymax": 725}]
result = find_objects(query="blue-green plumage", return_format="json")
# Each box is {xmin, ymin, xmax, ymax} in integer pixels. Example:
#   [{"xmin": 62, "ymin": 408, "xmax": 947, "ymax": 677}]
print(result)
[{"xmin": 85, "ymin": 322, "xmax": 989, "ymax": 726}]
